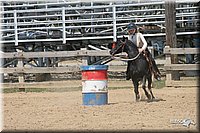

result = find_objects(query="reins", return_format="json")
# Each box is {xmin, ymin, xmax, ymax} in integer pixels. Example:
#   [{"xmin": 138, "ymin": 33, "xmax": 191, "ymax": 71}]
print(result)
[
  {"xmin": 112, "ymin": 52, "xmax": 140, "ymax": 61},
  {"xmin": 112, "ymin": 40, "xmax": 141, "ymax": 61}
]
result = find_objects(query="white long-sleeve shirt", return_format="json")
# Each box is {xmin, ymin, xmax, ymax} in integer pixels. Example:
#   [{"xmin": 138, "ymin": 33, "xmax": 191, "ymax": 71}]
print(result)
[{"xmin": 128, "ymin": 33, "xmax": 147, "ymax": 52}]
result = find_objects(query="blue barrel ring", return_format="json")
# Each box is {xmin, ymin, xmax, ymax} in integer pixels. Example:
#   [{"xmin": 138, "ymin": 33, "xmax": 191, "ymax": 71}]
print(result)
[{"xmin": 80, "ymin": 65, "xmax": 108, "ymax": 71}]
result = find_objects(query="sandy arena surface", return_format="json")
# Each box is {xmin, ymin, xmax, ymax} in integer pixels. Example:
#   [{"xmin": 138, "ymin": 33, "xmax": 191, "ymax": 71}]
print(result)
[{"xmin": 3, "ymin": 86, "xmax": 199, "ymax": 132}]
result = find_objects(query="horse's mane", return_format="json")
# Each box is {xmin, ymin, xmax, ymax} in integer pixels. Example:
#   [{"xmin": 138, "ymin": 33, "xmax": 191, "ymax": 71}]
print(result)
[{"xmin": 125, "ymin": 40, "xmax": 138, "ymax": 51}]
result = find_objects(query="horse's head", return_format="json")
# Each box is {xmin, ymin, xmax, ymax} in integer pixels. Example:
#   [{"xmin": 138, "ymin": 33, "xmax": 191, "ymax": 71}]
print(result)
[{"xmin": 109, "ymin": 36, "xmax": 128, "ymax": 56}]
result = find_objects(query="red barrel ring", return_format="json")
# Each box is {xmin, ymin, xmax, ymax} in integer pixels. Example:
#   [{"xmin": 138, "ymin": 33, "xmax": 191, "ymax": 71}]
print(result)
[{"xmin": 82, "ymin": 70, "xmax": 107, "ymax": 80}]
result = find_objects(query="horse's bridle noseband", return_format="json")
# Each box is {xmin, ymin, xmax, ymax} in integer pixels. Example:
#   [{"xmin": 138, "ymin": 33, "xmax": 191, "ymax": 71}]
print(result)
[
  {"xmin": 111, "ymin": 40, "xmax": 126, "ymax": 56},
  {"xmin": 111, "ymin": 39, "xmax": 141, "ymax": 61}
]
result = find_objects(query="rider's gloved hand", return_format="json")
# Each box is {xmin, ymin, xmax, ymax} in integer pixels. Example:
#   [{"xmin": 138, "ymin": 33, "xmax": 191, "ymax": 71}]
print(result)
[{"xmin": 138, "ymin": 48, "xmax": 143, "ymax": 53}]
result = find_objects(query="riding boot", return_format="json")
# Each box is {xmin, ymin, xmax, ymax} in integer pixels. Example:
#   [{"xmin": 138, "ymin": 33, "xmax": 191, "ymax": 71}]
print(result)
[{"xmin": 126, "ymin": 61, "xmax": 131, "ymax": 80}]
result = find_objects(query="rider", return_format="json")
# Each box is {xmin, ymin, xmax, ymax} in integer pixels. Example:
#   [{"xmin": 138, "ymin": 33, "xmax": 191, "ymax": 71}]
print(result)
[{"xmin": 126, "ymin": 22, "xmax": 161, "ymax": 81}]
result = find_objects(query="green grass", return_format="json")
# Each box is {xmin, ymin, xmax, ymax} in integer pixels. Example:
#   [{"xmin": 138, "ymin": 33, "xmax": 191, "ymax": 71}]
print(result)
[
  {"xmin": 3, "ymin": 80, "xmax": 165, "ymax": 93},
  {"xmin": 152, "ymin": 79, "xmax": 165, "ymax": 89},
  {"xmin": 3, "ymin": 87, "xmax": 82, "ymax": 93},
  {"xmin": 108, "ymin": 86, "xmax": 131, "ymax": 90},
  {"xmin": 3, "ymin": 86, "xmax": 130, "ymax": 93},
  {"xmin": 108, "ymin": 80, "xmax": 166, "ymax": 90}
]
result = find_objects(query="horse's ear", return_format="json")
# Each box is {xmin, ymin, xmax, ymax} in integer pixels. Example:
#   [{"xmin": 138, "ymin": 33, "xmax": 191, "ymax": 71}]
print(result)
[
  {"xmin": 122, "ymin": 36, "xmax": 128, "ymax": 42},
  {"xmin": 125, "ymin": 36, "xmax": 128, "ymax": 40},
  {"xmin": 122, "ymin": 36, "xmax": 126, "ymax": 42}
]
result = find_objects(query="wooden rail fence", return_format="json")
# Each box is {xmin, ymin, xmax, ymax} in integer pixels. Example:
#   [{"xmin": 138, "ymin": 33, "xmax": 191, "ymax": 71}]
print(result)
[
  {"xmin": 164, "ymin": 46, "xmax": 199, "ymax": 87},
  {"xmin": 1, "ymin": 47, "xmax": 165, "ymax": 89},
  {"xmin": 0, "ymin": 49, "xmax": 111, "ymax": 89}
]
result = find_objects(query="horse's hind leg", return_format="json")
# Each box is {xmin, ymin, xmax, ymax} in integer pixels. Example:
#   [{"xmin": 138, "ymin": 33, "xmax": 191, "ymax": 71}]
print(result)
[
  {"xmin": 132, "ymin": 81, "xmax": 140, "ymax": 102},
  {"xmin": 142, "ymin": 76, "xmax": 151, "ymax": 100},
  {"xmin": 147, "ymin": 76, "xmax": 155, "ymax": 99}
]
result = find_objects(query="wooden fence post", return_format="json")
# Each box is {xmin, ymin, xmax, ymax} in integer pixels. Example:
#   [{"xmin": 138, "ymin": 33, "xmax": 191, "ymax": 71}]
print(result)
[
  {"xmin": 164, "ymin": 46, "xmax": 172, "ymax": 86},
  {"xmin": 17, "ymin": 52, "xmax": 25, "ymax": 91},
  {"xmin": 165, "ymin": 0, "xmax": 180, "ymax": 80},
  {"xmin": 81, "ymin": 48, "xmax": 88, "ymax": 65}
]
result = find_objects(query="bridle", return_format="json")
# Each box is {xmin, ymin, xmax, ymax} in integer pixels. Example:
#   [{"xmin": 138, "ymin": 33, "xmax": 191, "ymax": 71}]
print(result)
[
  {"xmin": 111, "ymin": 40, "xmax": 125, "ymax": 56},
  {"xmin": 111, "ymin": 40, "xmax": 141, "ymax": 61}
]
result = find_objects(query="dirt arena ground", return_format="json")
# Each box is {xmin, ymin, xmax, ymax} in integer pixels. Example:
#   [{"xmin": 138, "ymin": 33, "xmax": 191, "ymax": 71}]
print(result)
[{"xmin": 3, "ymin": 85, "xmax": 199, "ymax": 132}]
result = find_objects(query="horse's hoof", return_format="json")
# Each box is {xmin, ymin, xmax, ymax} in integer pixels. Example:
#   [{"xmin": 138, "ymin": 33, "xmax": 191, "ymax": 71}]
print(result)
[
  {"xmin": 135, "ymin": 95, "xmax": 140, "ymax": 102},
  {"xmin": 147, "ymin": 99, "xmax": 153, "ymax": 102},
  {"xmin": 136, "ymin": 99, "xmax": 140, "ymax": 102},
  {"xmin": 147, "ymin": 94, "xmax": 151, "ymax": 100}
]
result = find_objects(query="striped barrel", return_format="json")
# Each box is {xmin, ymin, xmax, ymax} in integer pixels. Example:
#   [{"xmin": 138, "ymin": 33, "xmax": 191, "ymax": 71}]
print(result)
[{"xmin": 80, "ymin": 65, "xmax": 108, "ymax": 105}]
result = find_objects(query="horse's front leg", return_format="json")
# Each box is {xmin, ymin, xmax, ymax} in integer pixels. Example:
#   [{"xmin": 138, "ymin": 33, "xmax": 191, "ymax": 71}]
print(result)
[{"xmin": 132, "ymin": 80, "xmax": 140, "ymax": 102}]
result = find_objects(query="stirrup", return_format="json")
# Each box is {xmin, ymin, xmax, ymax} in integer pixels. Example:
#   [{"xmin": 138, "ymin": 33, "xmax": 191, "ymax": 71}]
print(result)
[
  {"xmin": 154, "ymin": 73, "xmax": 161, "ymax": 81},
  {"xmin": 126, "ymin": 73, "xmax": 131, "ymax": 80},
  {"xmin": 126, "ymin": 75, "xmax": 131, "ymax": 80}
]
